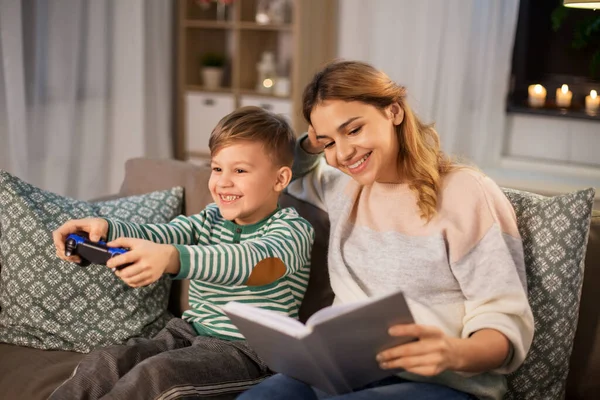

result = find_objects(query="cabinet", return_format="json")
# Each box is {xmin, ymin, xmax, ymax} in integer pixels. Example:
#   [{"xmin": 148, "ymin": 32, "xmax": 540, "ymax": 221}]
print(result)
[{"xmin": 176, "ymin": 0, "xmax": 338, "ymax": 161}]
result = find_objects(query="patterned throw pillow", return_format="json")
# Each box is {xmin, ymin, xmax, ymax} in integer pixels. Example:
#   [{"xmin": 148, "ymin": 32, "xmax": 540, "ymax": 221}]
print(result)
[
  {"xmin": 0, "ymin": 170, "xmax": 184, "ymax": 353},
  {"xmin": 502, "ymin": 187, "xmax": 595, "ymax": 400}
]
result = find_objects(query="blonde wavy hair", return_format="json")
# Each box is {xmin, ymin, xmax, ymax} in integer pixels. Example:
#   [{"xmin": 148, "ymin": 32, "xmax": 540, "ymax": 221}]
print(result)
[{"xmin": 302, "ymin": 60, "xmax": 457, "ymax": 220}]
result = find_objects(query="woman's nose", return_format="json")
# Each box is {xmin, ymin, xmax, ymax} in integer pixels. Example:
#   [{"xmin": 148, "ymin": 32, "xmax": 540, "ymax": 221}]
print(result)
[{"xmin": 336, "ymin": 140, "xmax": 355, "ymax": 162}]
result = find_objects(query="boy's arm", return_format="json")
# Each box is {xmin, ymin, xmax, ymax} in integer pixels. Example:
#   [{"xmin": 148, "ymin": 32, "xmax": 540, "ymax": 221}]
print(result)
[
  {"xmin": 104, "ymin": 210, "xmax": 212, "ymax": 245},
  {"xmin": 172, "ymin": 215, "xmax": 314, "ymax": 285}
]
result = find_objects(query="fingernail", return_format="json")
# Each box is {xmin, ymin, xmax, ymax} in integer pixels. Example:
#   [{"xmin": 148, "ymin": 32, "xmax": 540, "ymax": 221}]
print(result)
[{"xmin": 111, "ymin": 268, "xmax": 116, "ymax": 273}]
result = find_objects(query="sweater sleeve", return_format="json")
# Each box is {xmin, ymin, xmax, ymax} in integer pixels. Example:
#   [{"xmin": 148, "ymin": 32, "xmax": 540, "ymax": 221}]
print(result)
[
  {"xmin": 286, "ymin": 133, "xmax": 348, "ymax": 212},
  {"xmin": 443, "ymin": 171, "xmax": 534, "ymax": 374},
  {"xmin": 105, "ymin": 209, "xmax": 214, "ymax": 245},
  {"xmin": 172, "ymin": 213, "xmax": 314, "ymax": 285}
]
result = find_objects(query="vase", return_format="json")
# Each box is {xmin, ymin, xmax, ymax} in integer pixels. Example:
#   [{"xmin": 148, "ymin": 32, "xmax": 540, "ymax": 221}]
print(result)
[
  {"xmin": 216, "ymin": 2, "xmax": 227, "ymax": 21},
  {"xmin": 201, "ymin": 67, "xmax": 223, "ymax": 89}
]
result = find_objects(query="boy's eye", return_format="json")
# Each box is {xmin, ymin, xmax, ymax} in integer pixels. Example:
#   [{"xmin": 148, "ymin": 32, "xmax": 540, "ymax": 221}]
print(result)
[{"xmin": 235, "ymin": 169, "xmax": 246, "ymax": 174}]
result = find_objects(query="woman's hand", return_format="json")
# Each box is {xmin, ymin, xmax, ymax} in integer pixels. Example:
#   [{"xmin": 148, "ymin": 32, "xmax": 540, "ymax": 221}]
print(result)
[
  {"xmin": 105, "ymin": 237, "xmax": 180, "ymax": 288},
  {"xmin": 376, "ymin": 324, "xmax": 459, "ymax": 376},
  {"xmin": 376, "ymin": 325, "xmax": 511, "ymax": 376},
  {"xmin": 301, "ymin": 125, "xmax": 325, "ymax": 154},
  {"xmin": 53, "ymin": 218, "xmax": 109, "ymax": 263}
]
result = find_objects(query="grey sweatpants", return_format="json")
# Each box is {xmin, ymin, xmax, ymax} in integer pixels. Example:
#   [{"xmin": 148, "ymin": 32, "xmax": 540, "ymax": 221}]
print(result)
[{"xmin": 49, "ymin": 318, "xmax": 271, "ymax": 400}]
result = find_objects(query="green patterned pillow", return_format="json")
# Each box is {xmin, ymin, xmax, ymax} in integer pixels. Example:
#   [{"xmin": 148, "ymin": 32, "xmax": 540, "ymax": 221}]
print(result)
[
  {"xmin": 0, "ymin": 170, "xmax": 184, "ymax": 353},
  {"xmin": 502, "ymin": 187, "xmax": 595, "ymax": 400}
]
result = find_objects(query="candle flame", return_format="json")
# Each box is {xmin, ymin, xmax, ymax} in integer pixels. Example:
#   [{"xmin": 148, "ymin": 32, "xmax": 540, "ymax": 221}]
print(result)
[
  {"xmin": 592, "ymin": 90, "xmax": 598, "ymax": 100},
  {"xmin": 534, "ymin": 84, "xmax": 543, "ymax": 94},
  {"xmin": 561, "ymin": 84, "xmax": 569, "ymax": 94}
]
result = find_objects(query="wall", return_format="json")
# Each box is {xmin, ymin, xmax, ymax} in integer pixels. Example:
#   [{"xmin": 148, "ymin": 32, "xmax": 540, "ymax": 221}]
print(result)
[{"xmin": 336, "ymin": 0, "xmax": 600, "ymax": 206}]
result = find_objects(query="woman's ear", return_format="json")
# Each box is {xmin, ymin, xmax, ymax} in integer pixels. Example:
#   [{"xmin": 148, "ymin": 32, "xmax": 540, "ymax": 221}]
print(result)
[
  {"xmin": 274, "ymin": 166, "xmax": 292, "ymax": 192},
  {"xmin": 389, "ymin": 103, "xmax": 404, "ymax": 126}
]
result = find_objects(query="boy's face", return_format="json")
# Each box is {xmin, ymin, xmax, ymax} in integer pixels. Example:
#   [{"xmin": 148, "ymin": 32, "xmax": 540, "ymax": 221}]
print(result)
[{"xmin": 209, "ymin": 141, "xmax": 291, "ymax": 225}]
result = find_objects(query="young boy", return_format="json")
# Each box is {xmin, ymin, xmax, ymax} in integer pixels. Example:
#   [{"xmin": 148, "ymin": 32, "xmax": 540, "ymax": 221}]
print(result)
[{"xmin": 50, "ymin": 106, "xmax": 315, "ymax": 399}]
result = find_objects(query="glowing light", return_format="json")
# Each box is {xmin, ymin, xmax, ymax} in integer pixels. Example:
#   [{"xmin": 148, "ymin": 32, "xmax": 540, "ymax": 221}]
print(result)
[{"xmin": 262, "ymin": 78, "xmax": 273, "ymax": 88}]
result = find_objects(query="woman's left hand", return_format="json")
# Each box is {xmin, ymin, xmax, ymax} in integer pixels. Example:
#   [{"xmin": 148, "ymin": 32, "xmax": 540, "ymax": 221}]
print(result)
[{"xmin": 376, "ymin": 324, "xmax": 459, "ymax": 376}]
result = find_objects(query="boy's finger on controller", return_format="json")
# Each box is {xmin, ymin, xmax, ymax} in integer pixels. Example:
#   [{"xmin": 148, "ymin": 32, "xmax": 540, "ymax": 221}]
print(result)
[{"xmin": 107, "ymin": 254, "xmax": 129, "ymax": 270}]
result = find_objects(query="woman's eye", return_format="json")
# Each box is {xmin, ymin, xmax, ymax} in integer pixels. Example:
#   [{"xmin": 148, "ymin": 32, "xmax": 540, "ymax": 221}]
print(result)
[
  {"xmin": 348, "ymin": 126, "xmax": 362, "ymax": 135},
  {"xmin": 212, "ymin": 167, "xmax": 221, "ymax": 172},
  {"xmin": 323, "ymin": 142, "xmax": 335, "ymax": 149}
]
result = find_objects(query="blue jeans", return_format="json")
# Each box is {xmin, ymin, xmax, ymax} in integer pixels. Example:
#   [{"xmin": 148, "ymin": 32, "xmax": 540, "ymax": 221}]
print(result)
[{"xmin": 237, "ymin": 373, "xmax": 475, "ymax": 400}]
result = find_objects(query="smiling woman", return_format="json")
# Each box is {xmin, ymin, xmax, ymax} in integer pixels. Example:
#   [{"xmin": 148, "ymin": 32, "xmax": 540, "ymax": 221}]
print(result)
[{"xmin": 238, "ymin": 60, "xmax": 535, "ymax": 400}]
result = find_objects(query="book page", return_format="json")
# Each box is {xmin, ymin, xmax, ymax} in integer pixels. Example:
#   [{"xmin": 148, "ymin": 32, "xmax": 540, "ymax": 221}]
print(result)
[
  {"xmin": 305, "ymin": 300, "xmax": 370, "ymax": 327},
  {"xmin": 223, "ymin": 301, "xmax": 311, "ymax": 338}
]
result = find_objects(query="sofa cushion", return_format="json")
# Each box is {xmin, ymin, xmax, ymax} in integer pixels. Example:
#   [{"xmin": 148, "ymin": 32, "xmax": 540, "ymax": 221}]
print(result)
[
  {"xmin": 0, "ymin": 343, "xmax": 84, "ymax": 400},
  {"xmin": 0, "ymin": 170, "xmax": 183, "ymax": 352},
  {"xmin": 502, "ymin": 187, "xmax": 595, "ymax": 400},
  {"xmin": 566, "ymin": 209, "xmax": 600, "ymax": 399}
]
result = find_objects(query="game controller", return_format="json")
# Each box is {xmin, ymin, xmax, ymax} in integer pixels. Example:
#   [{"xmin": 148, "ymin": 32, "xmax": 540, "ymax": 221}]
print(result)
[{"xmin": 65, "ymin": 232, "xmax": 130, "ymax": 269}]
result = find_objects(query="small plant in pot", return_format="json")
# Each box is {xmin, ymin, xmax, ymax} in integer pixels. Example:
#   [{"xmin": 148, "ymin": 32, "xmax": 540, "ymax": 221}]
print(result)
[{"xmin": 200, "ymin": 52, "xmax": 226, "ymax": 89}]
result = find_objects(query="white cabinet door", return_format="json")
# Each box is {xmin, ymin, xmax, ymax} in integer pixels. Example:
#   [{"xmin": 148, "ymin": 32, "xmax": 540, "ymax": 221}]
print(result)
[
  {"xmin": 240, "ymin": 96, "xmax": 292, "ymax": 122},
  {"xmin": 186, "ymin": 92, "xmax": 235, "ymax": 155}
]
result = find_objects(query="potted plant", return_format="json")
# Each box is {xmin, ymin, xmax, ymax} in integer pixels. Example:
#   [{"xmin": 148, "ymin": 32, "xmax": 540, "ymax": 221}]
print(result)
[{"xmin": 200, "ymin": 52, "xmax": 226, "ymax": 89}]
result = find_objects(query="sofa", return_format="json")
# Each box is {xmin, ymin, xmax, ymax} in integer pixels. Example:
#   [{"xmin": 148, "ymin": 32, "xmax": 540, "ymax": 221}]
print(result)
[{"xmin": 0, "ymin": 157, "xmax": 598, "ymax": 400}]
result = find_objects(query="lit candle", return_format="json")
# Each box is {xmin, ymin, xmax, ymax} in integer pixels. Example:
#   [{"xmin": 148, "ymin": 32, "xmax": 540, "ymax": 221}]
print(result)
[
  {"xmin": 528, "ymin": 84, "xmax": 546, "ymax": 108},
  {"xmin": 555, "ymin": 84, "xmax": 573, "ymax": 108},
  {"xmin": 586, "ymin": 90, "xmax": 599, "ymax": 115}
]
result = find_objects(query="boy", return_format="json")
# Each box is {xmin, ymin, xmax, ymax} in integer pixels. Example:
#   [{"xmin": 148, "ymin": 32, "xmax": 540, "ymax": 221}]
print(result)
[{"xmin": 50, "ymin": 106, "xmax": 315, "ymax": 399}]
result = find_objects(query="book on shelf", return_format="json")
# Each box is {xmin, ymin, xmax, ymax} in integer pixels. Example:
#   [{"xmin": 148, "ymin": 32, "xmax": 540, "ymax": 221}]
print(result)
[{"xmin": 223, "ymin": 289, "xmax": 415, "ymax": 394}]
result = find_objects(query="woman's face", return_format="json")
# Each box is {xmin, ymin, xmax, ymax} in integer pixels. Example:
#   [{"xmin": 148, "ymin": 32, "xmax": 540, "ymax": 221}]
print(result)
[{"xmin": 310, "ymin": 100, "xmax": 404, "ymax": 185}]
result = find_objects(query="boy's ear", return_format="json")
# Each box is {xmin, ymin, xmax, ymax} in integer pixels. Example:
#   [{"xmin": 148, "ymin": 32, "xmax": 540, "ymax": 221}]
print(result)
[{"xmin": 274, "ymin": 166, "xmax": 293, "ymax": 192}]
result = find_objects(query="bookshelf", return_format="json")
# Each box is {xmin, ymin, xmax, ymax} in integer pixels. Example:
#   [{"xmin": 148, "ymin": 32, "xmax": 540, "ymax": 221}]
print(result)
[{"xmin": 176, "ymin": 0, "xmax": 338, "ymax": 161}]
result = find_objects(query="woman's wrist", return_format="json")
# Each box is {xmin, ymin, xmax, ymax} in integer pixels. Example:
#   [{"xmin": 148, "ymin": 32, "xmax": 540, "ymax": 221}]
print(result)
[
  {"xmin": 300, "ymin": 135, "xmax": 323, "ymax": 154},
  {"xmin": 449, "ymin": 329, "xmax": 510, "ymax": 373}
]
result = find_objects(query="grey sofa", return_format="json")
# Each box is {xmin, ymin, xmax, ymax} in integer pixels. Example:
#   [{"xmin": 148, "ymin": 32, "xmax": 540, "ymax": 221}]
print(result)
[{"xmin": 0, "ymin": 157, "xmax": 598, "ymax": 399}]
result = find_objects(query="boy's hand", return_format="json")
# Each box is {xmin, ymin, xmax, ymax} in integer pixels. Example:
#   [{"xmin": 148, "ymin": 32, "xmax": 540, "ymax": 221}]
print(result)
[
  {"xmin": 376, "ymin": 324, "xmax": 458, "ymax": 376},
  {"xmin": 53, "ymin": 218, "xmax": 109, "ymax": 263},
  {"xmin": 106, "ymin": 238, "xmax": 180, "ymax": 288}
]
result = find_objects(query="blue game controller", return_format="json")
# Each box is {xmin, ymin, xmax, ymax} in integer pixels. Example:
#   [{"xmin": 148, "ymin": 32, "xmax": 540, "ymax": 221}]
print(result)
[{"xmin": 65, "ymin": 232, "xmax": 130, "ymax": 269}]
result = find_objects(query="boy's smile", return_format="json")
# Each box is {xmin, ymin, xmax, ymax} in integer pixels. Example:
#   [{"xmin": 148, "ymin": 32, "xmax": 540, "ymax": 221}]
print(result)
[{"xmin": 209, "ymin": 141, "xmax": 288, "ymax": 225}]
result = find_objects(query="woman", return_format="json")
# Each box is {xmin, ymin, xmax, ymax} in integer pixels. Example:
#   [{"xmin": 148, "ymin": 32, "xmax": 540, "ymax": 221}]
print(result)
[{"xmin": 238, "ymin": 60, "xmax": 533, "ymax": 400}]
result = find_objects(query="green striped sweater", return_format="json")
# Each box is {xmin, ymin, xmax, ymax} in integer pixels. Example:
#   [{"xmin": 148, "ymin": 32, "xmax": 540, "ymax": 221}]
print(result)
[{"xmin": 106, "ymin": 204, "xmax": 314, "ymax": 340}]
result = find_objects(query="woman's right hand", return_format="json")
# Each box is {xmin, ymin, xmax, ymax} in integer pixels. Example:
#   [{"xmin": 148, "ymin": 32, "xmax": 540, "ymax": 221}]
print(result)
[
  {"xmin": 52, "ymin": 218, "xmax": 109, "ymax": 263},
  {"xmin": 301, "ymin": 125, "xmax": 325, "ymax": 154}
]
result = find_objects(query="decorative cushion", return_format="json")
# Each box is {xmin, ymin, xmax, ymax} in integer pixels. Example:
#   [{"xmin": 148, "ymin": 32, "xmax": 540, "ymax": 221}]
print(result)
[
  {"xmin": 0, "ymin": 170, "xmax": 184, "ymax": 353},
  {"xmin": 502, "ymin": 187, "xmax": 595, "ymax": 400}
]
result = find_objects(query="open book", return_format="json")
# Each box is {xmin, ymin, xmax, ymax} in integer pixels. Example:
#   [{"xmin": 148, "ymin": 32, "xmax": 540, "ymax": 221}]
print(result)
[{"xmin": 223, "ymin": 290, "xmax": 415, "ymax": 394}]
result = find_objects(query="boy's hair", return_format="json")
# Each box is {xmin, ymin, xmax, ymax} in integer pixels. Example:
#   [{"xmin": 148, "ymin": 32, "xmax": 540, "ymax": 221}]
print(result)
[{"xmin": 208, "ymin": 106, "xmax": 296, "ymax": 167}]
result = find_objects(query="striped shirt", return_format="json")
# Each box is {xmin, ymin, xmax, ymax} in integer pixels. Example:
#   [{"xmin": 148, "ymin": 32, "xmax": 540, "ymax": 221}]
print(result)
[{"xmin": 106, "ymin": 204, "xmax": 314, "ymax": 340}]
